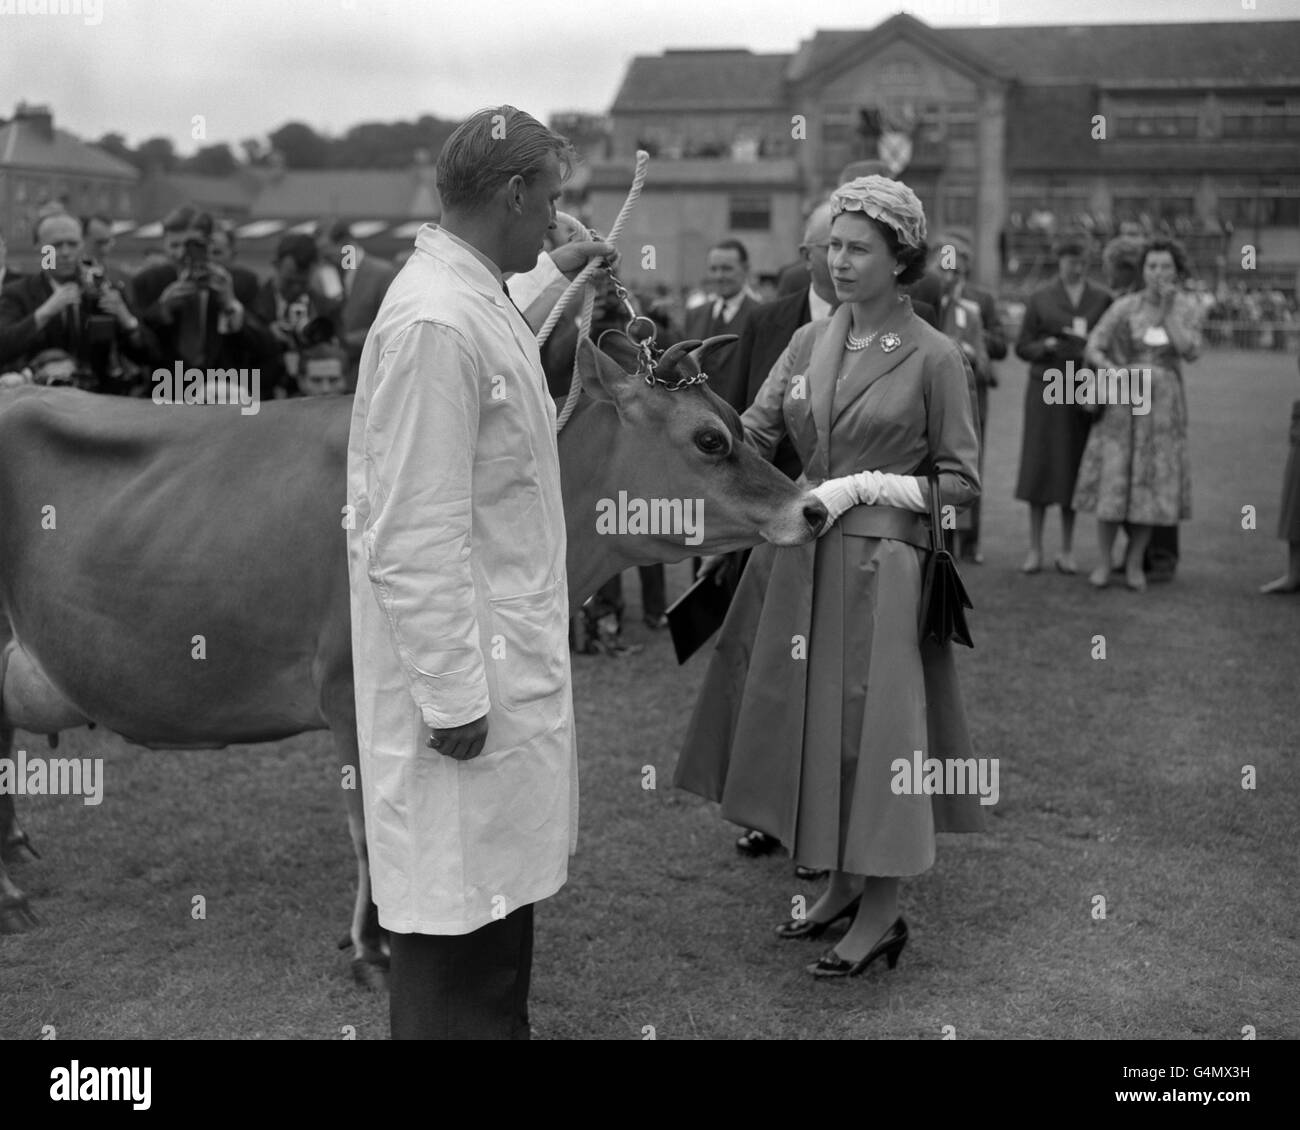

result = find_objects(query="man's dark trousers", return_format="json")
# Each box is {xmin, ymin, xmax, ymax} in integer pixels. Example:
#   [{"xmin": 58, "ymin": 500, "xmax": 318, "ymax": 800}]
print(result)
[{"xmin": 389, "ymin": 903, "xmax": 534, "ymax": 1039}]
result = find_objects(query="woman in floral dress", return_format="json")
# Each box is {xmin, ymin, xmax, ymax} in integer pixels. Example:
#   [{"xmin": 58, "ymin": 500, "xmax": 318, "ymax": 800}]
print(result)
[{"xmin": 1072, "ymin": 239, "xmax": 1201, "ymax": 591}]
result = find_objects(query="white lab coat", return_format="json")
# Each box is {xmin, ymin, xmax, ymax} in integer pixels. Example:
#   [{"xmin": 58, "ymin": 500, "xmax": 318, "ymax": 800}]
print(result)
[{"xmin": 346, "ymin": 224, "xmax": 577, "ymax": 935}]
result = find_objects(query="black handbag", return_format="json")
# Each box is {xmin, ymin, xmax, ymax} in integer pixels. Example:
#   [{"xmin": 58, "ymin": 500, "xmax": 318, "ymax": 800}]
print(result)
[{"xmin": 920, "ymin": 471, "xmax": 974, "ymax": 648}]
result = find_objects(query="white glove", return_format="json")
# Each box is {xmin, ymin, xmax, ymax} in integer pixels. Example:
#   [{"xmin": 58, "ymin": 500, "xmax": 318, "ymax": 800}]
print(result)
[{"xmin": 811, "ymin": 471, "xmax": 926, "ymax": 526}]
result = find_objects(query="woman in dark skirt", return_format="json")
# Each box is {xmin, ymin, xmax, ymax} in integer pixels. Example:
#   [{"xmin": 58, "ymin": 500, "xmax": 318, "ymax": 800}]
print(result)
[
  {"xmin": 673, "ymin": 177, "xmax": 984, "ymax": 979},
  {"xmin": 1013, "ymin": 238, "xmax": 1112, "ymax": 574},
  {"xmin": 1261, "ymin": 355, "xmax": 1300, "ymax": 594}
]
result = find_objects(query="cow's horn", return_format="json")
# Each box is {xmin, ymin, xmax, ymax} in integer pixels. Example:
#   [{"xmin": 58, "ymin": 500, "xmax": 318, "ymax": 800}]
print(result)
[
  {"xmin": 654, "ymin": 339, "xmax": 703, "ymax": 380},
  {"xmin": 692, "ymin": 335, "xmax": 739, "ymax": 368}
]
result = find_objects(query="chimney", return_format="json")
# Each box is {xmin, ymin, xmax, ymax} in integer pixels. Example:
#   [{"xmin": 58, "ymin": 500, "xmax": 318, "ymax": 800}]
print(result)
[{"xmin": 15, "ymin": 101, "xmax": 54, "ymax": 141}]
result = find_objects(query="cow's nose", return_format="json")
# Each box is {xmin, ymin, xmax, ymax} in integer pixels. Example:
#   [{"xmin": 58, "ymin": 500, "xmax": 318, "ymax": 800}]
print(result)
[{"xmin": 803, "ymin": 497, "xmax": 828, "ymax": 534}]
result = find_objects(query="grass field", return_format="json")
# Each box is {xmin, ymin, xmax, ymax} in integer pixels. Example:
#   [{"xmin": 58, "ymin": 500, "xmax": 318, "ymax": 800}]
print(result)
[{"xmin": 2, "ymin": 348, "xmax": 1297, "ymax": 1040}]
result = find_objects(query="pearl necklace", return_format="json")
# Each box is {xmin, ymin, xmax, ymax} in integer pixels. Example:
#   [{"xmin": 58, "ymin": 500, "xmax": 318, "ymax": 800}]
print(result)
[{"xmin": 845, "ymin": 327, "xmax": 879, "ymax": 352}]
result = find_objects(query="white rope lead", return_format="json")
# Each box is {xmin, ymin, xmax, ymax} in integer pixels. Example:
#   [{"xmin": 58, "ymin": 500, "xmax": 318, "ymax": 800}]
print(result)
[{"xmin": 541, "ymin": 150, "xmax": 650, "ymax": 434}]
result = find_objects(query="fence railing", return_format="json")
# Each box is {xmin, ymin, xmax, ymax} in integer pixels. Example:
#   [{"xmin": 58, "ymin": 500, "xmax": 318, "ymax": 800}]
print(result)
[{"xmin": 1201, "ymin": 321, "xmax": 1300, "ymax": 349}]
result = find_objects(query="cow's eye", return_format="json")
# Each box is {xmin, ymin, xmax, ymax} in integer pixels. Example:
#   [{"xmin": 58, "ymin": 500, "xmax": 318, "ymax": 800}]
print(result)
[{"xmin": 695, "ymin": 429, "xmax": 729, "ymax": 456}]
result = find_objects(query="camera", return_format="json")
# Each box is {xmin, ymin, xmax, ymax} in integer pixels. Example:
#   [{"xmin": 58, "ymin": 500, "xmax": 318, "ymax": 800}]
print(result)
[
  {"xmin": 180, "ymin": 236, "xmax": 211, "ymax": 284},
  {"xmin": 77, "ymin": 256, "xmax": 107, "ymax": 298},
  {"xmin": 293, "ymin": 315, "xmax": 338, "ymax": 350}
]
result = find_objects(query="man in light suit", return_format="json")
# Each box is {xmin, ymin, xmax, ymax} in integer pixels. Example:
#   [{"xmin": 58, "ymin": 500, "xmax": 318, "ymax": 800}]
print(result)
[
  {"xmin": 320, "ymin": 219, "xmax": 398, "ymax": 389},
  {"xmin": 347, "ymin": 105, "xmax": 613, "ymax": 1041}
]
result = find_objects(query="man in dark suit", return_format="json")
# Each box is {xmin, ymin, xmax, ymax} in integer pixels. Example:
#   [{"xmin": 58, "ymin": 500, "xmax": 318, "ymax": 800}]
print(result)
[
  {"xmin": 911, "ymin": 236, "xmax": 1006, "ymax": 562},
  {"xmin": 209, "ymin": 220, "xmax": 265, "ymax": 310},
  {"xmin": 81, "ymin": 214, "xmax": 134, "ymax": 295},
  {"xmin": 319, "ymin": 220, "xmax": 398, "ymax": 389},
  {"xmin": 718, "ymin": 202, "xmax": 838, "ymax": 481},
  {"xmin": 248, "ymin": 233, "xmax": 341, "ymax": 398},
  {"xmin": 685, "ymin": 239, "xmax": 759, "ymax": 367},
  {"xmin": 0, "ymin": 212, "xmax": 156, "ymax": 394},
  {"xmin": 133, "ymin": 205, "xmax": 276, "ymax": 384},
  {"xmin": 0, "ymin": 225, "xmax": 23, "ymax": 294}
]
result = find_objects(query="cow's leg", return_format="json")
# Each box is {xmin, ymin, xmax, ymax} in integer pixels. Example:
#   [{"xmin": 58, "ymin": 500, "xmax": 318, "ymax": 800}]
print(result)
[
  {"xmin": 333, "ymin": 721, "xmax": 389, "ymax": 990},
  {"xmin": 317, "ymin": 629, "xmax": 388, "ymax": 990},
  {"xmin": 1, "ymin": 638, "xmax": 90, "ymax": 932},
  {"xmin": 0, "ymin": 724, "xmax": 38, "ymax": 933}
]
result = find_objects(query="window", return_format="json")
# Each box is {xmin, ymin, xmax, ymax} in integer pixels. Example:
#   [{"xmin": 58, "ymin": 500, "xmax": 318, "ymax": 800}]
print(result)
[
  {"xmin": 1222, "ymin": 195, "xmax": 1300, "ymax": 227},
  {"xmin": 729, "ymin": 195, "xmax": 771, "ymax": 231},
  {"xmin": 944, "ymin": 191, "xmax": 975, "ymax": 227},
  {"xmin": 822, "ymin": 119, "xmax": 855, "ymax": 144},
  {"xmin": 1115, "ymin": 116, "xmax": 1198, "ymax": 139},
  {"xmin": 1222, "ymin": 114, "xmax": 1300, "ymax": 137}
]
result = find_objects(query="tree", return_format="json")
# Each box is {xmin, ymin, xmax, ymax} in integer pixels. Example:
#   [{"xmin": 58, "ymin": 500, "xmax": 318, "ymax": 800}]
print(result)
[
  {"xmin": 239, "ymin": 137, "xmax": 269, "ymax": 167},
  {"xmin": 181, "ymin": 143, "xmax": 238, "ymax": 177},
  {"xmin": 550, "ymin": 112, "xmax": 610, "ymax": 160},
  {"xmin": 94, "ymin": 132, "xmax": 136, "ymax": 167},
  {"xmin": 135, "ymin": 136, "xmax": 178, "ymax": 173},
  {"xmin": 267, "ymin": 122, "xmax": 330, "ymax": 169}
]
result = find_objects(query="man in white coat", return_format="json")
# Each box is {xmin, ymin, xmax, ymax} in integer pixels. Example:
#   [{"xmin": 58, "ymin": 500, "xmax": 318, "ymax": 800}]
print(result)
[{"xmin": 346, "ymin": 106, "xmax": 614, "ymax": 1039}]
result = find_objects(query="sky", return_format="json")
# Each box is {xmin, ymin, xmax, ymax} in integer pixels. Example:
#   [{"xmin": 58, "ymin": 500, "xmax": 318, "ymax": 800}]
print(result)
[{"xmin": 0, "ymin": 0, "xmax": 1295, "ymax": 154}]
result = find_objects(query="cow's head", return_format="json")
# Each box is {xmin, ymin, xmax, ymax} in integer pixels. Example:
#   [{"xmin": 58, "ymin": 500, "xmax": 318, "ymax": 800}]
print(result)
[{"xmin": 547, "ymin": 321, "xmax": 825, "ymax": 594}]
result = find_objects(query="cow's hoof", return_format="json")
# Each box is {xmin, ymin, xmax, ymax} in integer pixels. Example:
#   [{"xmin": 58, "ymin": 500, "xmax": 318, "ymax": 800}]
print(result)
[
  {"xmin": 0, "ymin": 894, "xmax": 38, "ymax": 933},
  {"xmin": 350, "ymin": 955, "xmax": 390, "ymax": 993}
]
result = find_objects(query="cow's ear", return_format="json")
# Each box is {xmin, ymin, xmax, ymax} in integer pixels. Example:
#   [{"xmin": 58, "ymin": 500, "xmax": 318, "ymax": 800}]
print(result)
[{"xmin": 575, "ymin": 335, "xmax": 638, "ymax": 407}]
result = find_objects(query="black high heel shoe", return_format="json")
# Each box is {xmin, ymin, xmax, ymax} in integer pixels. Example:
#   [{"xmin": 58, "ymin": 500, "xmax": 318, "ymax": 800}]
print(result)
[
  {"xmin": 774, "ymin": 895, "xmax": 861, "ymax": 940},
  {"xmin": 808, "ymin": 916, "xmax": 908, "ymax": 978}
]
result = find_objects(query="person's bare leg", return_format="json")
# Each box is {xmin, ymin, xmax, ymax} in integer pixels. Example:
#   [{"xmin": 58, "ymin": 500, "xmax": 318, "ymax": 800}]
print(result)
[
  {"xmin": 1126, "ymin": 524, "xmax": 1153, "ymax": 591},
  {"xmin": 1261, "ymin": 541, "xmax": 1300, "ymax": 593},
  {"xmin": 1057, "ymin": 507, "xmax": 1078, "ymax": 572},
  {"xmin": 1090, "ymin": 520, "xmax": 1119, "ymax": 587},
  {"xmin": 1023, "ymin": 505, "xmax": 1045, "ymax": 572},
  {"xmin": 830, "ymin": 876, "xmax": 900, "ymax": 962}
]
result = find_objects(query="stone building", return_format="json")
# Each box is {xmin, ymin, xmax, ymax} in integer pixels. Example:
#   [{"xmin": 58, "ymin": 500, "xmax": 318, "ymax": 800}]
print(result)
[{"xmin": 589, "ymin": 14, "xmax": 1300, "ymax": 297}]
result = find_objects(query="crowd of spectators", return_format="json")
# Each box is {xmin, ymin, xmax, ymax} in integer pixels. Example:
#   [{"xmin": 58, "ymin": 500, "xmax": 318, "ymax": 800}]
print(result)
[{"xmin": 0, "ymin": 203, "xmax": 389, "ymax": 398}]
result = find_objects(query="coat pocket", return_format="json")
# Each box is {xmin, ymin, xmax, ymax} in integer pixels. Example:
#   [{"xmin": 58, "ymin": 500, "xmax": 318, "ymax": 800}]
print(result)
[{"xmin": 488, "ymin": 583, "xmax": 567, "ymax": 712}]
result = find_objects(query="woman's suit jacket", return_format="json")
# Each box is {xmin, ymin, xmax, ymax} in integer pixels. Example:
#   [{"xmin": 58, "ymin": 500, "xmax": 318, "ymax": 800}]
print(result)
[{"xmin": 674, "ymin": 298, "xmax": 987, "ymax": 857}]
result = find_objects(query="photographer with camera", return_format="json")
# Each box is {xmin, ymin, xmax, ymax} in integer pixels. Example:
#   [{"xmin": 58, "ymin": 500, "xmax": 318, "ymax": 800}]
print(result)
[
  {"xmin": 0, "ymin": 212, "xmax": 156, "ymax": 394},
  {"xmin": 132, "ymin": 205, "xmax": 278, "ymax": 380},
  {"xmin": 249, "ymin": 232, "xmax": 342, "ymax": 397}
]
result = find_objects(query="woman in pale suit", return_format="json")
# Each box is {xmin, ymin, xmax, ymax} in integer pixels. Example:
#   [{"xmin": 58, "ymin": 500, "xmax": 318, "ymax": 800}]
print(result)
[{"xmin": 674, "ymin": 178, "xmax": 985, "ymax": 978}]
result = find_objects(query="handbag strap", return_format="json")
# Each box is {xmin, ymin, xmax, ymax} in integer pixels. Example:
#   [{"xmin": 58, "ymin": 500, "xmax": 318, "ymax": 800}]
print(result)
[{"xmin": 926, "ymin": 470, "xmax": 943, "ymax": 553}]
